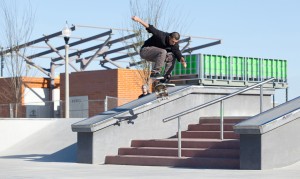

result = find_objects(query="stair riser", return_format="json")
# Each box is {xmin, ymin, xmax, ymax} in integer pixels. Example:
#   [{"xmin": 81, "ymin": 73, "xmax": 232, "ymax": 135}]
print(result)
[
  {"xmin": 105, "ymin": 117, "xmax": 245, "ymax": 169},
  {"xmin": 119, "ymin": 148, "xmax": 239, "ymax": 158},
  {"xmin": 188, "ymin": 125, "xmax": 234, "ymax": 131},
  {"xmin": 179, "ymin": 132, "xmax": 240, "ymax": 139},
  {"xmin": 131, "ymin": 140, "xmax": 240, "ymax": 149},
  {"xmin": 105, "ymin": 156, "xmax": 240, "ymax": 169},
  {"xmin": 200, "ymin": 119, "xmax": 243, "ymax": 124}
]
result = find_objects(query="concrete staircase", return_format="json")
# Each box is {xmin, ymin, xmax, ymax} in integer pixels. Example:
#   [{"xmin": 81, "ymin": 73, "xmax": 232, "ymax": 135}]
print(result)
[{"xmin": 105, "ymin": 118, "xmax": 242, "ymax": 169}]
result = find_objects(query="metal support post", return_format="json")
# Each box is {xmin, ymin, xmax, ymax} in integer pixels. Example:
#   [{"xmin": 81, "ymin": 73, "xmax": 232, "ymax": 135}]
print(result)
[
  {"xmin": 65, "ymin": 44, "xmax": 70, "ymax": 118},
  {"xmin": 286, "ymin": 87, "xmax": 288, "ymax": 102},
  {"xmin": 104, "ymin": 96, "xmax": 108, "ymax": 111},
  {"xmin": 0, "ymin": 47, "xmax": 3, "ymax": 77},
  {"xmin": 45, "ymin": 41, "xmax": 79, "ymax": 72},
  {"xmin": 220, "ymin": 100, "xmax": 224, "ymax": 140},
  {"xmin": 50, "ymin": 61, "xmax": 56, "ymax": 117},
  {"xmin": 260, "ymin": 85, "xmax": 263, "ymax": 113},
  {"xmin": 273, "ymin": 94, "xmax": 275, "ymax": 108},
  {"xmin": 9, "ymin": 103, "xmax": 13, "ymax": 118},
  {"xmin": 178, "ymin": 116, "xmax": 182, "ymax": 158}
]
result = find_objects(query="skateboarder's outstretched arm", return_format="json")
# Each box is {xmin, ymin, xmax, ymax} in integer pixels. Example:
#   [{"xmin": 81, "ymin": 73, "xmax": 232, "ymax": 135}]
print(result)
[
  {"xmin": 132, "ymin": 15, "xmax": 187, "ymax": 70},
  {"xmin": 131, "ymin": 16, "xmax": 149, "ymax": 28}
]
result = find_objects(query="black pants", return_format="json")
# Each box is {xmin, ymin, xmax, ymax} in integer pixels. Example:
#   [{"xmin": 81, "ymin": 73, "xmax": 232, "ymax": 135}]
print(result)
[{"xmin": 140, "ymin": 46, "xmax": 175, "ymax": 75}]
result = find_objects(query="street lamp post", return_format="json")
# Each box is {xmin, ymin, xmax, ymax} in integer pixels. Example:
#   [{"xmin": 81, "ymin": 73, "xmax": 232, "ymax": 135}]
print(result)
[
  {"xmin": 0, "ymin": 47, "xmax": 4, "ymax": 77},
  {"xmin": 62, "ymin": 21, "xmax": 71, "ymax": 118}
]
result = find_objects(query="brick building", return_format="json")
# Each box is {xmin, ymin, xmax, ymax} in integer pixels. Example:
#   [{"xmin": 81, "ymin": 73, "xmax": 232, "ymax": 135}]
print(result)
[
  {"xmin": 60, "ymin": 69, "xmax": 147, "ymax": 117},
  {"xmin": 0, "ymin": 69, "xmax": 147, "ymax": 118},
  {"xmin": 0, "ymin": 77, "xmax": 60, "ymax": 118}
]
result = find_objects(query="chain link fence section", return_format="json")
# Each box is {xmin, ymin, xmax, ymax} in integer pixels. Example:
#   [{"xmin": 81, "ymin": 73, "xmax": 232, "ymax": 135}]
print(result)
[
  {"xmin": 105, "ymin": 96, "xmax": 132, "ymax": 111},
  {"xmin": 0, "ymin": 96, "xmax": 133, "ymax": 118},
  {"xmin": 0, "ymin": 104, "xmax": 13, "ymax": 118}
]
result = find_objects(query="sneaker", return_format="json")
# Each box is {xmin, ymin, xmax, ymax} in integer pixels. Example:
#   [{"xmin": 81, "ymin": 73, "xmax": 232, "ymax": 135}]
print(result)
[
  {"xmin": 150, "ymin": 70, "xmax": 163, "ymax": 79},
  {"xmin": 163, "ymin": 74, "xmax": 171, "ymax": 83},
  {"xmin": 159, "ymin": 78, "xmax": 167, "ymax": 83},
  {"xmin": 160, "ymin": 74, "xmax": 171, "ymax": 83}
]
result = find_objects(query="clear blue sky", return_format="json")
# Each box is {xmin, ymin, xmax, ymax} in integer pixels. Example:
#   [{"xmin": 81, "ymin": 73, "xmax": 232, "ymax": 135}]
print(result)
[{"xmin": 2, "ymin": 0, "xmax": 300, "ymax": 102}]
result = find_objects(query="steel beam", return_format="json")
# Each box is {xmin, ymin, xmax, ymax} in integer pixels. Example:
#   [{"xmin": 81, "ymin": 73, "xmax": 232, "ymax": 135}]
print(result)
[
  {"xmin": 45, "ymin": 41, "xmax": 80, "ymax": 72},
  {"xmin": 102, "ymin": 57, "xmax": 123, "ymax": 69},
  {"xmin": 179, "ymin": 37, "xmax": 191, "ymax": 44},
  {"xmin": 106, "ymin": 32, "xmax": 139, "ymax": 45},
  {"xmin": 182, "ymin": 40, "xmax": 221, "ymax": 53},
  {"xmin": 106, "ymin": 52, "xmax": 139, "ymax": 62},
  {"xmin": 80, "ymin": 36, "xmax": 111, "ymax": 71},
  {"xmin": 27, "ymin": 30, "xmax": 112, "ymax": 59},
  {"xmin": 0, "ymin": 26, "xmax": 76, "ymax": 56},
  {"xmin": 77, "ymin": 43, "xmax": 139, "ymax": 64},
  {"xmin": 55, "ymin": 33, "xmax": 139, "ymax": 62},
  {"xmin": 180, "ymin": 39, "xmax": 191, "ymax": 52},
  {"xmin": 129, "ymin": 60, "xmax": 143, "ymax": 67},
  {"xmin": 100, "ymin": 52, "xmax": 139, "ymax": 68},
  {"xmin": 16, "ymin": 51, "xmax": 50, "ymax": 76}
]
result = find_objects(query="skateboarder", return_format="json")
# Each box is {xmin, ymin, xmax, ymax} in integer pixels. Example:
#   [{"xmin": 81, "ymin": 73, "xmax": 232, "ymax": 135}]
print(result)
[{"xmin": 131, "ymin": 16, "xmax": 187, "ymax": 82}]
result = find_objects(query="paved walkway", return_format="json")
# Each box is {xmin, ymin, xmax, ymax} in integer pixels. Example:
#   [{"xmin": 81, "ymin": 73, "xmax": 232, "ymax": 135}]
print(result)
[
  {"xmin": 0, "ymin": 157, "xmax": 300, "ymax": 179},
  {"xmin": 1, "ymin": 119, "xmax": 300, "ymax": 178}
]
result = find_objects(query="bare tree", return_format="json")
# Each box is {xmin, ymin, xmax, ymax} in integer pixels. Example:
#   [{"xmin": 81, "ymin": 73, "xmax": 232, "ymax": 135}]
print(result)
[
  {"xmin": 0, "ymin": 0, "xmax": 35, "ymax": 117},
  {"xmin": 126, "ymin": 0, "xmax": 188, "ymax": 87}
]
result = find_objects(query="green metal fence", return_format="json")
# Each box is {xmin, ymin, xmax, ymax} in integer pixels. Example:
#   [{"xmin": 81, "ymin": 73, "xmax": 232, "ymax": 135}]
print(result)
[{"xmin": 171, "ymin": 53, "xmax": 287, "ymax": 84}]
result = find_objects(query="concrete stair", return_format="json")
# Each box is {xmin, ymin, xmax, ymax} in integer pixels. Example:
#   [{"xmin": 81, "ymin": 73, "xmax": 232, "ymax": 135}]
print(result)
[{"xmin": 105, "ymin": 117, "xmax": 243, "ymax": 169}]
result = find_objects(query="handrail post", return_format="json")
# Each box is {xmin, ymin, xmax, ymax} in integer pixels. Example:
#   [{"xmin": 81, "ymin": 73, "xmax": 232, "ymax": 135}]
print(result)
[
  {"xmin": 286, "ymin": 87, "xmax": 288, "ymax": 102},
  {"xmin": 9, "ymin": 103, "xmax": 13, "ymax": 118},
  {"xmin": 163, "ymin": 78, "xmax": 275, "ymax": 129},
  {"xmin": 260, "ymin": 84, "xmax": 263, "ymax": 113},
  {"xmin": 178, "ymin": 116, "xmax": 182, "ymax": 158},
  {"xmin": 104, "ymin": 96, "xmax": 108, "ymax": 111},
  {"xmin": 220, "ymin": 100, "xmax": 224, "ymax": 140},
  {"xmin": 273, "ymin": 94, "xmax": 275, "ymax": 108}
]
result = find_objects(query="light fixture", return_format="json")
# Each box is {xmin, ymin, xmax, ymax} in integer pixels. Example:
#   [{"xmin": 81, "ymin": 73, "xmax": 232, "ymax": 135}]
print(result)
[{"xmin": 62, "ymin": 21, "xmax": 71, "ymax": 44}]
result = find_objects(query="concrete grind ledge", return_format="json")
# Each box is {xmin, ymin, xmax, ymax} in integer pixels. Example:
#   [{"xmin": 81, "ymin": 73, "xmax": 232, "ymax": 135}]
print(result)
[{"xmin": 72, "ymin": 85, "xmax": 274, "ymax": 164}]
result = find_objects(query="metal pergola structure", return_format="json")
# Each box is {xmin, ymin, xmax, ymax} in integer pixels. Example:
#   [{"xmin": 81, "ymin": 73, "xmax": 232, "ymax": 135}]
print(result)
[{"xmin": 0, "ymin": 24, "xmax": 221, "ymax": 116}]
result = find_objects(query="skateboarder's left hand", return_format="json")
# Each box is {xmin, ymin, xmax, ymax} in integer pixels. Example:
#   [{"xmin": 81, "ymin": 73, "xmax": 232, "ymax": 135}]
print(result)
[{"xmin": 180, "ymin": 57, "xmax": 187, "ymax": 68}]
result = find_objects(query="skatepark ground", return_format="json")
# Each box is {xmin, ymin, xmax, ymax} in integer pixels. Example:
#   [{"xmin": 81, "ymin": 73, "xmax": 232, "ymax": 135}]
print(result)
[
  {"xmin": 0, "ymin": 118, "xmax": 299, "ymax": 178},
  {"xmin": 1, "ymin": 157, "xmax": 300, "ymax": 179}
]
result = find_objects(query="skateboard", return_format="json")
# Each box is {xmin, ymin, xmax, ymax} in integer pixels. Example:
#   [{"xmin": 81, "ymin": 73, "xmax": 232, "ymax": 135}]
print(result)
[
  {"xmin": 154, "ymin": 83, "xmax": 175, "ymax": 99},
  {"xmin": 152, "ymin": 77, "xmax": 175, "ymax": 99}
]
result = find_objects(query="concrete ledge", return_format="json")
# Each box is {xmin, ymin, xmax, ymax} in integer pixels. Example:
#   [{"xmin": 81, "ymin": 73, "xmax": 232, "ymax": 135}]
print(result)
[
  {"xmin": 72, "ymin": 86, "xmax": 274, "ymax": 133},
  {"xmin": 234, "ymin": 96, "xmax": 300, "ymax": 134},
  {"xmin": 72, "ymin": 85, "xmax": 274, "ymax": 164},
  {"xmin": 234, "ymin": 96, "xmax": 300, "ymax": 169},
  {"xmin": 0, "ymin": 119, "xmax": 54, "ymax": 152},
  {"xmin": 0, "ymin": 118, "xmax": 84, "ymax": 163}
]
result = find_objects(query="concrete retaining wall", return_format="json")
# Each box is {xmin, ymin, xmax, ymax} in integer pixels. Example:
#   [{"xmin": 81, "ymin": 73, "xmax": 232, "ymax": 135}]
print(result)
[
  {"xmin": 0, "ymin": 119, "xmax": 54, "ymax": 152},
  {"xmin": 0, "ymin": 118, "xmax": 83, "ymax": 163},
  {"xmin": 72, "ymin": 85, "xmax": 274, "ymax": 164},
  {"xmin": 235, "ymin": 96, "xmax": 300, "ymax": 169}
]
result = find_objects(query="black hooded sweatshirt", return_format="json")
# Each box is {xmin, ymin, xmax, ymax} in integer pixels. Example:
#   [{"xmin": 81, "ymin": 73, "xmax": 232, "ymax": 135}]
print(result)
[{"xmin": 142, "ymin": 24, "xmax": 183, "ymax": 62}]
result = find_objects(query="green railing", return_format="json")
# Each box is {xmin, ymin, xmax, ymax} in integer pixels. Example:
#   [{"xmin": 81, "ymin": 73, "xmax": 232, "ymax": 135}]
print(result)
[{"xmin": 171, "ymin": 53, "xmax": 287, "ymax": 83}]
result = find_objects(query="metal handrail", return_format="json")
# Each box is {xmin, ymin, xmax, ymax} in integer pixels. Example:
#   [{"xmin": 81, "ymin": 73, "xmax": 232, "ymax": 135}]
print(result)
[
  {"xmin": 164, "ymin": 78, "xmax": 275, "ymax": 122},
  {"xmin": 163, "ymin": 77, "xmax": 275, "ymax": 158}
]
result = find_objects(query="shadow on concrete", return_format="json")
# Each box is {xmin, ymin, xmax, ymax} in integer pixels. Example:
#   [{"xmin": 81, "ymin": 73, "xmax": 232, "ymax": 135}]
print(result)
[
  {"xmin": 0, "ymin": 143, "xmax": 76, "ymax": 163},
  {"xmin": 113, "ymin": 109, "xmax": 139, "ymax": 125}
]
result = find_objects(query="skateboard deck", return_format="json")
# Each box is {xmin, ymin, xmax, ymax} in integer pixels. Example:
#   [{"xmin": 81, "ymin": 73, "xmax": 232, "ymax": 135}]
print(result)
[{"xmin": 154, "ymin": 83, "xmax": 175, "ymax": 99}]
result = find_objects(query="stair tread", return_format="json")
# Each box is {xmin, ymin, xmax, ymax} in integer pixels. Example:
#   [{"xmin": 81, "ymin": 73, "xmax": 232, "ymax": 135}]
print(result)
[
  {"xmin": 105, "ymin": 155, "xmax": 240, "ymax": 169},
  {"xmin": 183, "ymin": 131, "xmax": 236, "ymax": 133},
  {"xmin": 134, "ymin": 138, "xmax": 239, "ymax": 142},
  {"xmin": 191, "ymin": 123, "xmax": 236, "ymax": 125},
  {"xmin": 120, "ymin": 147, "xmax": 239, "ymax": 151},
  {"xmin": 107, "ymin": 155, "xmax": 239, "ymax": 160},
  {"xmin": 121, "ymin": 146, "xmax": 239, "ymax": 149}
]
